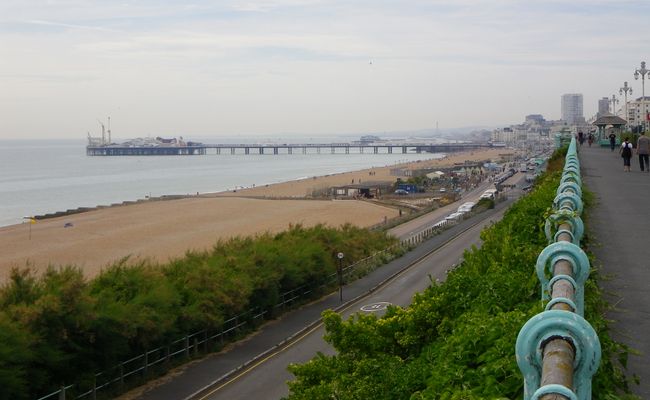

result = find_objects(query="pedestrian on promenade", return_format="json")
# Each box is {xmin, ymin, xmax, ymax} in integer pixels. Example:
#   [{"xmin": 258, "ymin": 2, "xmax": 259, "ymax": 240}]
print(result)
[
  {"xmin": 637, "ymin": 132, "xmax": 650, "ymax": 172},
  {"xmin": 578, "ymin": 131, "xmax": 584, "ymax": 146},
  {"xmin": 587, "ymin": 132, "xmax": 594, "ymax": 147},
  {"xmin": 609, "ymin": 133, "xmax": 617, "ymax": 151},
  {"xmin": 620, "ymin": 137, "xmax": 633, "ymax": 172}
]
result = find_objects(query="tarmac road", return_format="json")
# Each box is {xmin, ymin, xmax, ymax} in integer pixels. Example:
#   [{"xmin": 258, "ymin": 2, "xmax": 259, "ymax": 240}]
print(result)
[
  {"xmin": 136, "ymin": 176, "xmax": 525, "ymax": 400},
  {"xmin": 388, "ymin": 180, "xmax": 496, "ymax": 239},
  {"xmin": 192, "ymin": 204, "xmax": 510, "ymax": 400}
]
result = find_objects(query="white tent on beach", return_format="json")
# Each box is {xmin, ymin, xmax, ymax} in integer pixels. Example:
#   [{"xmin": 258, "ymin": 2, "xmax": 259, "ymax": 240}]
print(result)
[{"xmin": 426, "ymin": 171, "xmax": 445, "ymax": 180}]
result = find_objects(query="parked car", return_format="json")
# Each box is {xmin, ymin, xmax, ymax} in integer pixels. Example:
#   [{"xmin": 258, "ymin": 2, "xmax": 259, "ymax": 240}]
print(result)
[{"xmin": 394, "ymin": 189, "xmax": 409, "ymax": 195}]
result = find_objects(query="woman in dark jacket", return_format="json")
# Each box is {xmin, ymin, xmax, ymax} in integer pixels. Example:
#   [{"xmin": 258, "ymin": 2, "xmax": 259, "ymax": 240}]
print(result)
[{"xmin": 620, "ymin": 137, "xmax": 633, "ymax": 172}]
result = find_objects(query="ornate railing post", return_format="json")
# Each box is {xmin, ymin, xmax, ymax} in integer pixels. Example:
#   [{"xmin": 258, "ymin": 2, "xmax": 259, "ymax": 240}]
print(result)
[{"xmin": 516, "ymin": 138, "xmax": 601, "ymax": 400}]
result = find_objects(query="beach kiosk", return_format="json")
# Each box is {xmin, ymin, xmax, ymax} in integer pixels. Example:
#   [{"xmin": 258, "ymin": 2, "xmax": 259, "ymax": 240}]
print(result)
[{"xmin": 592, "ymin": 113, "xmax": 627, "ymax": 147}]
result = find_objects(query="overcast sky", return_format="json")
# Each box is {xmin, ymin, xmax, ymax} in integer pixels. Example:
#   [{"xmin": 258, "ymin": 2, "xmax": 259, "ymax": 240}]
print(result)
[{"xmin": 1, "ymin": 0, "xmax": 649, "ymax": 140}]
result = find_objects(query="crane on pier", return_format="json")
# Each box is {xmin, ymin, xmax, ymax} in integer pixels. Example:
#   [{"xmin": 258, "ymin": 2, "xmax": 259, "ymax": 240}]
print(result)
[{"xmin": 96, "ymin": 117, "xmax": 112, "ymax": 145}]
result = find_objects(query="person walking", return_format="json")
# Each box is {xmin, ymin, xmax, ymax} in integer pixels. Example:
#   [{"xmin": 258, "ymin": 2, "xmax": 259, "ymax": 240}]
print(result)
[
  {"xmin": 609, "ymin": 133, "xmax": 617, "ymax": 151},
  {"xmin": 620, "ymin": 137, "xmax": 634, "ymax": 172},
  {"xmin": 587, "ymin": 132, "xmax": 594, "ymax": 147},
  {"xmin": 637, "ymin": 132, "xmax": 650, "ymax": 172}
]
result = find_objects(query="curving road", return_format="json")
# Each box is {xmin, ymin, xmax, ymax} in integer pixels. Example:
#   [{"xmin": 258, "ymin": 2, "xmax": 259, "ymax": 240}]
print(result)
[
  {"xmin": 192, "ymin": 203, "xmax": 511, "ymax": 400},
  {"xmin": 388, "ymin": 180, "xmax": 497, "ymax": 239}
]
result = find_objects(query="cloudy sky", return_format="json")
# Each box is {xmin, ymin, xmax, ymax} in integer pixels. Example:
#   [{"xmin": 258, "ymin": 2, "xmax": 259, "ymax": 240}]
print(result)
[{"xmin": 1, "ymin": 0, "xmax": 648, "ymax": 139}]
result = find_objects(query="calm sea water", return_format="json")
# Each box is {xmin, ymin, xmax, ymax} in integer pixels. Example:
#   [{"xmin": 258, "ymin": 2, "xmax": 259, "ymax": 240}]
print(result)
[{"xmin": 0, "ymin": 138, "xmax": 442, "ymax": 227}]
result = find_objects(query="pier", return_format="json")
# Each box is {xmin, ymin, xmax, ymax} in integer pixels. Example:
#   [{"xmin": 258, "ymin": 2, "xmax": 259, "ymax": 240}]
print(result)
[{"xmin": 86, "ymin": 141, "xmax": 490, "ymax": 156}]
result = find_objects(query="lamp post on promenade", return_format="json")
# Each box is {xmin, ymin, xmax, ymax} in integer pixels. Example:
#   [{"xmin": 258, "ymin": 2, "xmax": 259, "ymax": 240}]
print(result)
[
  {"xmin": 610, "ymin": 94, "xmax": 619, "ymax": 116},
  {"xmin": 336, "ymin": 252, "xmax": 344, "ymax": 302},
  {"xmin": 634, "ymin": 61, "xmax": 649, "ymax": 132},
  {"xmin": 620, "ymin": 81, "xmax": 633, "ymax": 126}
]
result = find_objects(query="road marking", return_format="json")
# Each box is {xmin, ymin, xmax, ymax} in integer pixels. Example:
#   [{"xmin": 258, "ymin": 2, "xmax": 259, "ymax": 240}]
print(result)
[
  {"xmin": 192, "ymin": 210, "xmax": 504, "ymax": 399},
  {"xmin": 360, "ymin": 302, "xmax": 391, "ymax": 312}
]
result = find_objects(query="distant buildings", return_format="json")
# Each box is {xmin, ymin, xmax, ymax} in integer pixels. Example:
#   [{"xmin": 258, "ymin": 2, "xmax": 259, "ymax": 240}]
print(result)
[
  {"xmin": 625, "ymin": 96, "xmax": 650, "ymax": 131},
  {"xmin": 561, "ymin": 93, "xmax": 585, "ymax": 124},
  {"xmin": 490, "ymin": 93, "xmax": 604, "ymax": 148},
  {"xmin": 491, "ymin": 114, "xmax": 558, "ymax": 147},
  {"xmin": 525, "ymin": 114, "xmax": 545, "ymax": 124},
  {"xmin": 597, "ymin": 97, "xmax": 610, "ymax": 117}
]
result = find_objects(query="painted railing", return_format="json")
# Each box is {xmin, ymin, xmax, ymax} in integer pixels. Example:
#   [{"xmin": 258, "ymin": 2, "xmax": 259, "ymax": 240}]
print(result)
[{"xmin": 516, "ymin": 138, "xmax": 601, "ymax": 400}]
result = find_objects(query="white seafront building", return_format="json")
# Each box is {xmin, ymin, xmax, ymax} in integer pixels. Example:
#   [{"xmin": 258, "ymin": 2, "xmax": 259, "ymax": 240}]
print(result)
[
  {"xmin": 622, "ymin": 96, "xmax": 650, "ymax": 131},
  {"xmin": 491, "ymin": 114, "xmax": 557, "ymax": 148}
]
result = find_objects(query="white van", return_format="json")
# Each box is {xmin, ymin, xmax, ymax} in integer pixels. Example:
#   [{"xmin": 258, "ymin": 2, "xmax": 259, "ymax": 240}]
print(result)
[
  {"xmin": 457, "ymin": 202, "xmax": 475, "ymax": 213},
  {"xmin": 480, "ymin": 188, "xmax": 498, "ymax": 200}
]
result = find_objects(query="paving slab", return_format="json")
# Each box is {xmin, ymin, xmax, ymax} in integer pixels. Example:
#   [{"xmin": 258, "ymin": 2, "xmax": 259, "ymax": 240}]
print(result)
[{"xmin": 579, "ymin": 143, "xmax": 650, "ymax": 397}]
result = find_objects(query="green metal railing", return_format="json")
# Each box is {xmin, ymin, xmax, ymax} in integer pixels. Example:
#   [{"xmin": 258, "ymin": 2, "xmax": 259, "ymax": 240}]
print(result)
[{"xmin": 516, "ymin": 138, "xmax": 600, "ymax": 400}]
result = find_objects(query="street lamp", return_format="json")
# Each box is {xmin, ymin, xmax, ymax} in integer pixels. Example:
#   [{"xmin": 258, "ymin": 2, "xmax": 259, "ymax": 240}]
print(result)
[
  {"xmin": 619, "ymin": 81, "xmax": 633, "ymax": 125},
  {"xmin": 610, "ymin": 94, "xmax": 619, "ymax": 115},
  {"xmin": 336, "ymin": 252, "xmax": 344, "ymax": 302},
  {"xmin": 634, "ymin": 61, "xmax": 649, "ymax": 132}
]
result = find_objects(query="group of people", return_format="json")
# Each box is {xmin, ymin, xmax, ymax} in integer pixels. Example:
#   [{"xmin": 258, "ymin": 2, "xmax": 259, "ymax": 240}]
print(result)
[
  {"xmin": 577, "ymin": 131, "xmax": 595, "ymax": 147},
  {"xmin": 617, "ymin": 132, "xmax": 650, "ymax": 172}
]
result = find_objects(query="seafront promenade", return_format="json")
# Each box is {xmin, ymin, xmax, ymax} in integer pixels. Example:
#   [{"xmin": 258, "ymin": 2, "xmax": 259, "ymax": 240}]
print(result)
[{"xmin": 580, "ymin": 144, "xmax": 650, "ymax": 397}]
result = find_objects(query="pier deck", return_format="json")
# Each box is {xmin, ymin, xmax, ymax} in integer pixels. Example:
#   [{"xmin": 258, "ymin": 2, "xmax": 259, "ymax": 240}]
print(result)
[{"xmin": 86, "ymin": 142, "xmax": 490, "ymax": 156}]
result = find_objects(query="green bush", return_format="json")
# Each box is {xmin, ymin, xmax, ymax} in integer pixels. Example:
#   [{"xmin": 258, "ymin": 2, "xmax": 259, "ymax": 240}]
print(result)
[
  {"xmin": 0, "ymin": 224, "xmax": 398, "ymax": 399},
  {"xmin": 286, "ymin": 149, "xmax": 637, "ymax": 400}
]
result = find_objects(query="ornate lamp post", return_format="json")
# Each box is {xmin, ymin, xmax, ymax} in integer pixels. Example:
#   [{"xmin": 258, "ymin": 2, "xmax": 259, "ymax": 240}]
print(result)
[
  {"xmin": 610, "ymin": 94, "xmax": 619, "ymax": 115},
  {"xmin": 619, "ymin": 81, "xmax": 633, "ymax": 125},
  {"xmin": 634, "ymin": 61, "xmax": 649, "ymax": 132}
]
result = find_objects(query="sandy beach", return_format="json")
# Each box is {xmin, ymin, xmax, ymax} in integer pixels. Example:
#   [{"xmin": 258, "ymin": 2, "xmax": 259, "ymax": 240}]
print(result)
[{"xmin": 0, "ymin": 147, "xmax": 511, "ymax": 283}]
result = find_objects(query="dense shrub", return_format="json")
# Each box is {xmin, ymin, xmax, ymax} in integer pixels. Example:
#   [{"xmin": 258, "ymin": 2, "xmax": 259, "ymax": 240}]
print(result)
[
  {"xmin": 0, "ymin": 224, "xmax": 397, "ymax": 399},
  {"xmin": 286, "ymin": 149, "xmax": 637, "ymax": 399}
]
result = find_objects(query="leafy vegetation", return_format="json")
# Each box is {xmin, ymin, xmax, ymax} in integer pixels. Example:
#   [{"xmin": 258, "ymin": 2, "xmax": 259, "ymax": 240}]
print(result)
[
  {"xmin": 286, "ymin": 149, "xmax": 638, "ymax": 400},
  {"xmin": 0, "ymin": 224, "xmax": 398, "ymax": 399}
]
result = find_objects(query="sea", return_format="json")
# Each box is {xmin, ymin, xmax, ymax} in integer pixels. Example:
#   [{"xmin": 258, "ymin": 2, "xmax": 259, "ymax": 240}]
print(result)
[{"xmin": 0, "ymin": 137, "xmax": 444, "ymax": 228}]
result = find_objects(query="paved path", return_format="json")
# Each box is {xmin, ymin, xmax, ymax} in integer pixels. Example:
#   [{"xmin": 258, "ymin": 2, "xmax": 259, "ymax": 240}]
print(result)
[{"xmin": 580, "ymin": 143, "xmax": 650, "ymax": 397}]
